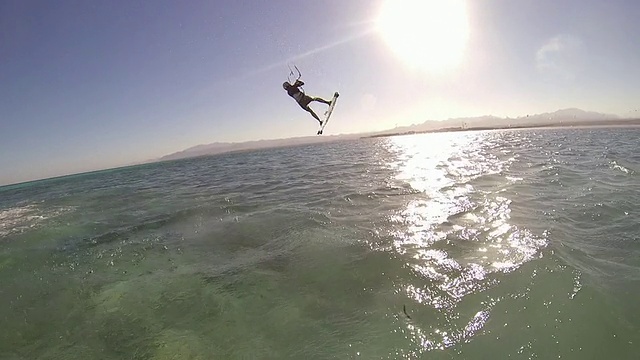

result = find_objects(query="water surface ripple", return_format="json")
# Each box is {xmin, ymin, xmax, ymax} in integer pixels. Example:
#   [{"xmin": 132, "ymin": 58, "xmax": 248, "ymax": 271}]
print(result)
[{"xmin": 0, "ymin": 128, "xmax": 638, "ymax": 359}]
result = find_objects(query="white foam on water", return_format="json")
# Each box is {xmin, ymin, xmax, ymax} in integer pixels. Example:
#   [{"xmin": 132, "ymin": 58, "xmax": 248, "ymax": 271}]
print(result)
[
  {"xmin": 610, "ymin": 160, "xmax": 634, "ymax": 175},
  {"xmin": 0, "ymin": 204, "xmax": 75, "ymax": 237}
]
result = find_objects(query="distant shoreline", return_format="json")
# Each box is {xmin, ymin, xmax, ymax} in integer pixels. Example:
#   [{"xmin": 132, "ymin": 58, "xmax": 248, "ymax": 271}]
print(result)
[
  {"xmin": 361, "ymin": 119, "xmax": 640, "ymax": 139},
  {"xmin": 3, "ymin": 119, "xmax": 639, "ymax": 188}
]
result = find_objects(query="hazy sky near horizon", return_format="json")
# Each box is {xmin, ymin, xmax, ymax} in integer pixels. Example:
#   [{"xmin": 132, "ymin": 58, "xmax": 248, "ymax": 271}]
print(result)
[{"xmin": 2, "ymin": 0, "xmax": 640, "ymax": 185}]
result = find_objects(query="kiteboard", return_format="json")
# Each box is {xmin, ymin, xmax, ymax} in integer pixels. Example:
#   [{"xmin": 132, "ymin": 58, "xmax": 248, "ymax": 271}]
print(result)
[{"xmin": 317, "ymin": 92, "xmax": 339, "ymax": 135}]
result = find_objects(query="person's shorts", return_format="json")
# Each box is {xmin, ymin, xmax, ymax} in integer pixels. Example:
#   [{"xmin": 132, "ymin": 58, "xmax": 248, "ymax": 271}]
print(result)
[{"xmin": 296, "ymin": 94, "xmax": 313, "ymax": 109}]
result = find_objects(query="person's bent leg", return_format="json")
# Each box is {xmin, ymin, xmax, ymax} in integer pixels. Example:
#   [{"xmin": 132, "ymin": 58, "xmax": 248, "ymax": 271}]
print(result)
[{"xmin": 312, "ymin": 97, "xmax": 331, "ymax": 105}]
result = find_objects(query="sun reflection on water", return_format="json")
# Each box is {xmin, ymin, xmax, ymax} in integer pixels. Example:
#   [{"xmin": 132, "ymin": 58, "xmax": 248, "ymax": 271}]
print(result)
[{"xmin": 381, "ymin": 132, "xmax": 548, "ymax": 353}]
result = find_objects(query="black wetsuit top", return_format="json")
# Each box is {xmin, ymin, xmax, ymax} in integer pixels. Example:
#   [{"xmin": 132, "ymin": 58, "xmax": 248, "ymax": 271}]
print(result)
[
  {"xmin": 286, "ymin": 86, "xmax": 300, "ymax": 97},
  {"xmin": 286, "ymin": 80, "xmax": 305, "ymax": 101}
]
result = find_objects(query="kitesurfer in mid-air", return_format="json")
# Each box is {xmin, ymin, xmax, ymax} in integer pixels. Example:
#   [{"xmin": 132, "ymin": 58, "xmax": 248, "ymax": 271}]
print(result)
[{"xmin": 283, "ymin": 79, "xmax": 334, "ymax": 125}]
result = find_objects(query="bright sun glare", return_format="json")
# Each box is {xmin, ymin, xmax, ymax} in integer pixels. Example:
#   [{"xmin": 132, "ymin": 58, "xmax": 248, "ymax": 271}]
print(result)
[{"xmin": 376, "ymin": 0, "xmax": 470, "ymax": 73}]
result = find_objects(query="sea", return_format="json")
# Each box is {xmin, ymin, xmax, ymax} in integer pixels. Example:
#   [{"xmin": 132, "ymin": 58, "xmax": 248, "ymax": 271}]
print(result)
[{"xmin": 1, "ymin": 127, "xmax": 639, "ymax": 359}]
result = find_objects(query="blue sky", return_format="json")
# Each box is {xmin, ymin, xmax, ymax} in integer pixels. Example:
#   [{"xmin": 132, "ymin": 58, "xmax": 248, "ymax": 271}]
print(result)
[{"xmin": 1, "ymin": 0, "xmax": 639, "ymax": 185}]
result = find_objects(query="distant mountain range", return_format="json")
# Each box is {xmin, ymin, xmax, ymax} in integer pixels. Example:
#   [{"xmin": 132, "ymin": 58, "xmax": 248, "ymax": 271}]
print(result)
[
  {"xmin": 158, "ymin": 133, "xmax": 363, "ymax": 161},
  {"xmin": 158, "ymin": 108, "xmax": 631, "ymax": 162},
  {"xmin": 369, "ymin": 108, "xmax": 621, "ymax": 136}
]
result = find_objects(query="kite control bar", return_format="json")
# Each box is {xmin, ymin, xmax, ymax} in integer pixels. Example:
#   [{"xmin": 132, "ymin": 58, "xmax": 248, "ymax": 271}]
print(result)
[
  {"xmin": 287, "ymin": 64, "xmax": 302, "ymax": 83},
  {"xmin": 287, "ymin": 64, "xmax": 304, "ymax": 93}
]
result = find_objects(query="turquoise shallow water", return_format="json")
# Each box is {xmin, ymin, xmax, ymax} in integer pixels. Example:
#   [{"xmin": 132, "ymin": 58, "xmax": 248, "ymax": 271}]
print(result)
[{"xmin": 1, "ymin": 128, "xmax": 639, "ymax": 359}]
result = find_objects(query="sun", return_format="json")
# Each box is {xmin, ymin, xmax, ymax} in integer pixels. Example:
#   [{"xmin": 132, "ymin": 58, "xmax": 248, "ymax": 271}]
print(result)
[{"xmin": 376, "ymin": 0, "xmax": 470, "ymax": 73}]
